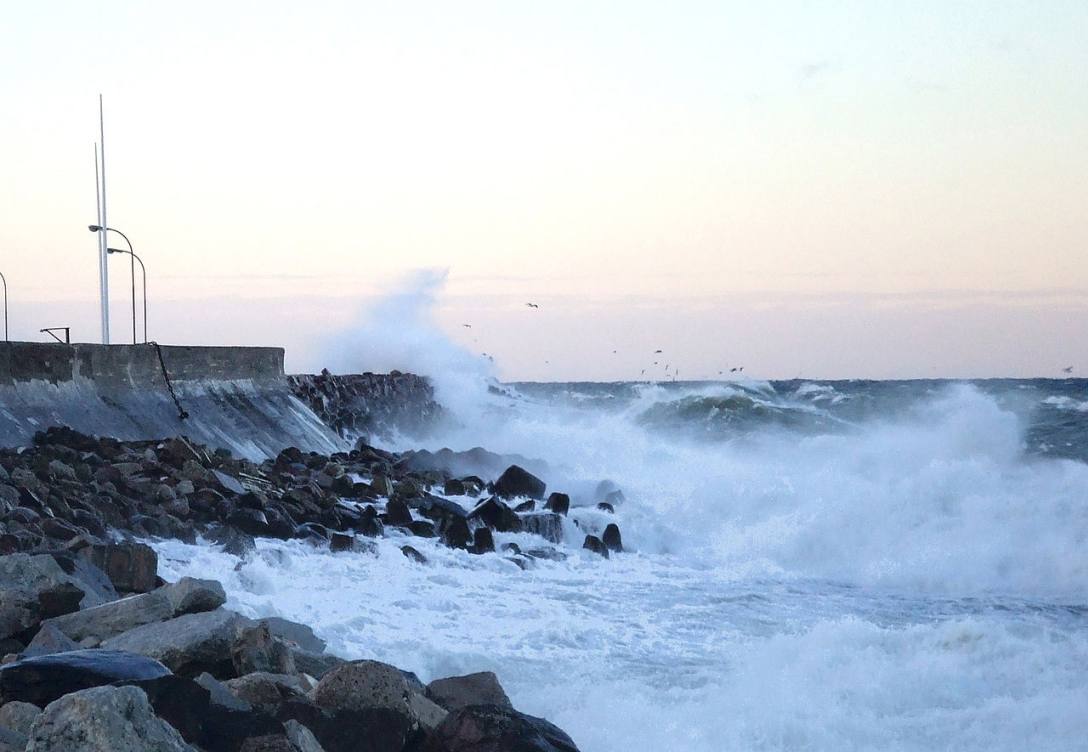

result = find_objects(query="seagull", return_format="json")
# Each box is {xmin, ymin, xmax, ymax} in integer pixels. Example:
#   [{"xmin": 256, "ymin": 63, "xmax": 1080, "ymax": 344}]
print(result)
[
  {"xmin": 1062, "ymin": 366, "xmax": 1074, "ymax": 373},
  {"xmin": 526, "ymin": 303, "xmax": 539, "ymax": 309},
  {"xmin": 462, "ymin": 324, "xmax": 472, "ymax": 328},
  {"xmin": 654, "ymin": 349, "xmax": 663, "ymax": 354},
  {"xmin": 730, "ymin": 367, "xmax": 738, "ymax": 373}
]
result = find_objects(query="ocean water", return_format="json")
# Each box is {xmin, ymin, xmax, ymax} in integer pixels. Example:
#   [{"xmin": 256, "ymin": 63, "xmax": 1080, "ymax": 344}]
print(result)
[{"xmin": 156, "ymin": 377, "xmax": 1088, "ymax": 751}]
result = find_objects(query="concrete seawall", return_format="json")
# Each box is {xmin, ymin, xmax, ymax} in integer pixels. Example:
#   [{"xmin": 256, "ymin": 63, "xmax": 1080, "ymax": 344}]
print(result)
[{"xmin": 0, "ymin": 342, "xmax": 345, "ymax": 459}]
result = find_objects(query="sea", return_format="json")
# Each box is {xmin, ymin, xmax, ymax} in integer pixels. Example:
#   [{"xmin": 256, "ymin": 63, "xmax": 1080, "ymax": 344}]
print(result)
[{"xmin": 156, "ymin": 377, "xmax": 1088, "ymax": 752}]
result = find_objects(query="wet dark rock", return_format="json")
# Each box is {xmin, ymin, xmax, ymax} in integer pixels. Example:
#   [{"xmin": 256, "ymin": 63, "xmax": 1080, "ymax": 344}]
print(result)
[
  {"xmin": 227, "ymin": 509, "xmax": 271, "ymax": 537},
  {"xmin": 408, "ymin": 520, "xmax": 436, "ymax": 538},
  {"xmin": 0, "ymin": 648, "xmax": 171, "ymax": 706},
  {"xmin": 225, "ymin": 672, "xmax": 306, "ymax": 714},
  {"xmin": 290, "ymin": 650, "xmax": 343, "ymax": 681},
  {"xmin": 520, "ymin": 512, "xmax": 564, "ymax": 544},
  {"xmin": 442, "ymin": 519, "xmax": 471, "ymax": 550},
  {"xmin": 423, "ymin": 704, "xmax": 580, "ymax": 752},
  {"xmin": 425, "ymin": 671, "xmax": 511, "ymax": 712},
  {"xmin": 596, "ymin": 502, "xmax": 614, "ymax": 513},
  {"xmin": 513, "ymin": 499, "xmax": 535, "ymax": 513},
  {"xmin": 544, "ymin": 493, "xmax": 570, "ymax": 516},
  {"xmin": 329, "ymin": 533, "xmax": 355, "ymax": 552},
  {"xmin": 469, "ymin": 498, "xmax": 522, "ymax": 533},
  {"xmin": 401, "ymin": 546, "xmax": 427, "ymax": 565},
  {"xmin": 127, "ymin": 673, "xmax": 213, "ymax": 746},
  {"xmin": 471, "ymin": 527, "xmax": 495, "ymax": 555},
  {"xmin": 582, "ymin": 535, "xmax": 609, "ymax": 559},
  {"xmin": 384, "ymin": 499, "xmax": 413, "ymax": 527},
  {"xmin": 493, "ymin": 466, "xmax": 546, "ymax": 501},
  {"xmin": 442, "ymin": 479, "xmax": 466, "ymax": 496},
  {"xmin": 276, "ymin": 699, "xmax": 413, "ymax": 752},
  {"xmin": 602, "ymin": 524, "xmax": 623, "ymax": 553}
]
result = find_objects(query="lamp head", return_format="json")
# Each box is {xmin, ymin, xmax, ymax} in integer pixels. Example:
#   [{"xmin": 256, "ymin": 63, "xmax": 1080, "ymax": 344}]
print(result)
[
  {"xmin": 106, "ymin": 248, "xmax": 122, "ymax": 254},
  {"xmin": 88, "ymin": 225, "xmax": 102, "ymax": 232}
]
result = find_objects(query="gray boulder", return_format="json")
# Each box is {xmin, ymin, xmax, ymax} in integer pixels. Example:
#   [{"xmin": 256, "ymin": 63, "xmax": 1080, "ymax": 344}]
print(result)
[
  {"xmin": 259, "ymin": 617, "xmax": 326, "ymax": 654},
  {"xmin": 425, "ymin": 671, "xmax": 512, "ymax": 712},
  {"xmin": 225, "ymin": 672, "xmax": 305, "ymax": 713},
  {"xmin": 45, "ymin": 577, "xmax": 226, "ymax": 644},
  {"xmin": 23, "ymin": 622, "xmax": 80, "ymax": 656},
  {"xmin": 232, "ymin": 623, "xmax": 297, "ymax": 676},
  {"xmin": 0, "ymin": 555, "xmax": 115, "ymax": 640},
  {"xmin": 102, "ymin": 608, "xmax": 252, "ymax": 677},
  {"xmin": 75, "ymin": 542, "xmax": 158, "ymax": 594},
  {"xmin": 312, "ymin": 659, "xmax": 446, "ymax": 730},
  {"xmin": 194, "ymin": 671, "xmax": 252, "ymax": 712},
  {"xmin": 0, "ymin": 699, "xmax": 41, "ymax": 736},
  {"xmin": 25, "ymin": 684, "xmax": 196, "ymax": 751},
  {"xmin": 424, "ymin": 704, "xmax": 580, "ymax": 752}
]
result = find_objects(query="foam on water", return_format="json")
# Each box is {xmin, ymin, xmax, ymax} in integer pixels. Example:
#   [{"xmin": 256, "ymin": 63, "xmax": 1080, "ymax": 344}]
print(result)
[{"xmin": 165, "ymin": 278, "xmax": 1086, "ymax": 751}]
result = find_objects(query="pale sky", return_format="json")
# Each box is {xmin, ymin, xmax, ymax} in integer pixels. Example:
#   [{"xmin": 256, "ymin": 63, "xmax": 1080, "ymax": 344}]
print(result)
[{"xmin": 2, "ymin": 1, "xmax": 1086, "ymax": 380}]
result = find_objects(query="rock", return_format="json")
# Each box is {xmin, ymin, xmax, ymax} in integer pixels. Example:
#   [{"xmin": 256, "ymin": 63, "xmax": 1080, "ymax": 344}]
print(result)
[
  {"xmin": 0, "ymin": 649, "xmax": 170, "ymax": 706},
  {"xmin": 602, "ymin": 524, "xmax": 623, "ymax": 553},
  {"xmin": 520, "ymin": 512, "xmax": 564, "ymax": 544},
  {"xmin": 0, "ymin": 554, "xmax": 114, "ymax": 620},
  {"xmin": 225, "ymin": 672, "xmax": 305, "ymax": 713},
  {"xmin": 468, "ymin": 498, "xmax": 522, "ymax": 533},
  {"xmin": 232, "ymin": 623, "xmax": 297, "ymax": 676},
  {"xmin": 312, "ymin": 660, "xmax": 410, "ymax": 716},
  {"xmin": 442, "ymin": 519, "xmax": 471, "ymax": 550},
  {"xmin": 493, "ymin": 466, "xmax": 546, "ymax": 501},
  {"xmin": 442, "ymin": 479, "xmax": 466, "ymax": 496},
  {"xmin": 400, "ymin": 546, "xmax": 427, "ymax": 564},
  {"xmin": 512, "ymin": 500, "xmax": 535, "ymax": 513},
  {"xmin": 284, "ymin": 720, "xmax": 326, "ymax": 752},
  {"xmin": 423, "ymin": 704, "xmax": 580, "ymax": 752},
  {"xmin": 126, "ymin": 674, "xmax": 213, "ymax": 746},
  {"xmin": 25, "ymin": 684, "xmax": 195, "ymax": 751},
  {"xmin": 227, "ymin": 509, "xmax": 271, "ymax": 537},
  {"xmin": 425, "ymin": 672, "xmax": 512, "ymax": 712},
  {"xmin": 0, "ymin": 700, "xmax": 41, "ymax": 736},
  {"xmin": 329, "ymin": 533, "xmax": 355, "ymax": 553},
  {"xmin": 594, "ymin": 480, "xmax": 621, "ymax": 503},
  {"xmin": 259, "ymin": 617, "xmax": 326, "ymax": 654},
  {"xmin": 195, "ymin": 671, "xmax": 252, "ymax": 712},
  {"xmin": 471, "ymin": 528, "xmax": 494, "ymax": 555},
  {"xmin": 275, "ymin": 700, "xmax": 413, "ymax": 752},
  {"xmin": 582, "ymin": 536, "xmax": 609, "ymax": 559},
  {"xmin": 45, "ymin": 577, "xmax": 225, "ymax": 645},
  {"xmin": 544, "ymin": 493, "xmax": 570, "ymax": 516},
  {"xmin": 211, "ymin": 470, "xmax": 246, "ymax": 497},
  {"xmin": 384, "ymin": 499, "xmax": 413, "ymax": 527},
  {"xmin": 595, "ymin": 502, "xmax": 614, "ymax": 513},
  {"xmin": 290, "ymin": 650, "xmax": 343, "ymax": 680},
  {"xmin": 46, "ymin": 460, "xmax": 77, "ymax": 481},
  {"xmin": 102, "ymin": 608, "xmax": 252, "ymax": 678},
  {"xmin": 163, "ymin": 578, "xmax": 227, "ymax": 616},
  {"xmin": 0, "ymin": 725, "xmax": 25, "ymax": 751},
  {"xmin": 408, "ymin": 520, "xmax": 436, "ymax": 538},
  {"xmin": 369, "ymin": 475, "xmax": 394, "ymax": 497},
  {"xmin": 23, "ymin": 622, "xmax": 80, "ymax": 656}
]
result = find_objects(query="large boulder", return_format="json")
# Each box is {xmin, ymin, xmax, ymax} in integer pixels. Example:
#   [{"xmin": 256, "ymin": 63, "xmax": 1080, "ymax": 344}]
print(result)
[
  {"xmin": 224, "ymin": 672, "xmax": 306, "ymax": 714},
  {"xmin": 311, "ymin": 660, "xmax": 446, "ymax": 731},
  {"xmin": 75, "ymin": 542, "xmax": 158, "ymax": 594},
  {"xmin": 0, "ymin": 700, "xmax": 42, "ymax": 736},
  {"xmin": 0, "ymin": 554, "xmax": 115, "ymax": 640},
  {"xmin": 492, "ymin": 466, "xmax": 545, "ymax": 501},
  {"xmin": 468, "ymin": 498, "xmax": 522, "ymax": 533},
  {"xmin": 543, "ymin": 493, "xmax": 569, "ymax": 516},
  {"xmin": 423, "ymin": 704, "xmax": 580, "ymax": 752},
  {"xmin": 602, "ymin": 524, "xmax": 623, "ymax": 553},
  {"xmin": 259, "ymin": 617, "xmax": 326, "ymax": 654},
  {"xmin": 520, "ymin": 513, "xmax": 563, "ymax": 544},
  {"xmin": 25, "ymin": 684, "xmax": 195, "ymax": 751},
  {"xmin": 0, "ymin": 649, "xmax": 170, "ymax": 706},
  {"xmin": 425, "ymin": 672, "xmax": 512, "ymax": 712},
  {"xmin": 44, "ymin": 577, "xmax": 225, "ymax": 645},
  {"xmin": 102, "ymin": 608, "xmax": 252, "ymax": 677}
]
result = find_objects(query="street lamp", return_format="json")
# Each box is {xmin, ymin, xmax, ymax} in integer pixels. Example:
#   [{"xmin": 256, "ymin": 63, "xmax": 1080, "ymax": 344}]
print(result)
[
  {"xmin": 0, "ymin": 271, "xmax": 7, "ymax": 342},
  {"xmin": 88, "ymin": 224, "xmax": 138, "ymax": 344},
  {"xmin": 106, "ymin": 247, "xmax": 147, "ymax": 343}
]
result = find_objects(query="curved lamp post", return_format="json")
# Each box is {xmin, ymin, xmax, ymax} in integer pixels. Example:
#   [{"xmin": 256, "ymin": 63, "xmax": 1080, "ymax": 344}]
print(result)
[
  {"xmin": 0, "ymin": 271, "xmax": 7, "ymax": 342},
  {"xmin": 88, "ymin": 224, "xmax": 138, "ymax": 344},
  {"xmin": 106, "ymin": 247, "xmax": 147, "ymax": 343}
]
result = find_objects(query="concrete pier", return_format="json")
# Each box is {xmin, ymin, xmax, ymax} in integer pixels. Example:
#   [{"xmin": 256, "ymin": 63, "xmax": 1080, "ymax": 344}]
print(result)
[{"xmin": 0, "ymin": 342, "xmax": 345, "ymax": 459}]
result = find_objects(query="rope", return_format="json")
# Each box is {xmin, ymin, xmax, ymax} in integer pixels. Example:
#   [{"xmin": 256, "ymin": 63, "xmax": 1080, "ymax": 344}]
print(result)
[{"xmin": 148, "ymin": 341, "xmax": 189, "ymax": 420}]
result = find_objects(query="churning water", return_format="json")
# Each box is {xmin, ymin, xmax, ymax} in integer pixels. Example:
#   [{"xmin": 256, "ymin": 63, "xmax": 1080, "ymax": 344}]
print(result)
[{"xmin": 156, "ymin": 374, "xmax": 1088, "ymax": 751}]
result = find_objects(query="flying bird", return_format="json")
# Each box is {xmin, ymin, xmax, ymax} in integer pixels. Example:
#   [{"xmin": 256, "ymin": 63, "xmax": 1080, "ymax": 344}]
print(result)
[
  {"xmin": 654, "ymin": 349, "xmax": 663, "ymax": 354},
  {"xmin": 730, "ymin": 367, "xmax": 738, "ymax": 373},
  {"xmin": 526, "ymin": 303, "xmax": 540, "ymax": 309},
  {"xmin": 1062, "ymin": 366, "xmax": 1074, "ymax": 373},
  {"xmin": 462, "ymin": 324, "xmax": 472, "ymax": 328}
]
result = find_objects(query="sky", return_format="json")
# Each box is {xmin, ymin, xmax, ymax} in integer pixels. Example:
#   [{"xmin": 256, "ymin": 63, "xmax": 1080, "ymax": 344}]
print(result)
[{"xmin": 1, "ymin": 0, "xmax": 1086, "ymax": 380}]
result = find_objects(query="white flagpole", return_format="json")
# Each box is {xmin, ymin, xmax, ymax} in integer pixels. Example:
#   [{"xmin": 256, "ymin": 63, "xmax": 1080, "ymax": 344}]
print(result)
[{"xmin": 97, "ymin": 94, "xmax": 110, "ymax": 344}]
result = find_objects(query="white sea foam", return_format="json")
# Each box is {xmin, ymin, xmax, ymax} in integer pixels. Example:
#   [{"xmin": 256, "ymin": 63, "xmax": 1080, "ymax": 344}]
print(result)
[{"xmin": 200, "ymin": 278, "xmax": 1088, "ymax": 751}]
